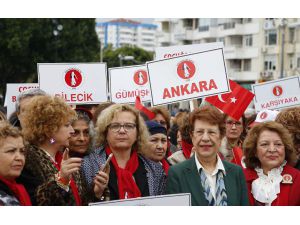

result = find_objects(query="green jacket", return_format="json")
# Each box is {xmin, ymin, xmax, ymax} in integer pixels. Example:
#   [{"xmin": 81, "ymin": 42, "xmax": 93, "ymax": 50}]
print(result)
[{"xmin": 166, "ymin": 155, "xmax": 249, "ymax": 206}]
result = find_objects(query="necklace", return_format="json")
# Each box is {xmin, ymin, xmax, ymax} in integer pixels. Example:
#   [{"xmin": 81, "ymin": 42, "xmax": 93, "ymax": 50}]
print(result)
[{"xmin": 40, "ymin": 148, "xmax": 58, "ymax": 166}]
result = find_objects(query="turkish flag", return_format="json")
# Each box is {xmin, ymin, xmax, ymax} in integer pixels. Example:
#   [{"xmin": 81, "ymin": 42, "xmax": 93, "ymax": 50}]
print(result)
[
  {"xmin": 135, "ymin": 96, "xmax": 156, "ymax": 120},
  {"xmin": 205, "ymin": 80, "xmax": 255, "ymax": 120}
]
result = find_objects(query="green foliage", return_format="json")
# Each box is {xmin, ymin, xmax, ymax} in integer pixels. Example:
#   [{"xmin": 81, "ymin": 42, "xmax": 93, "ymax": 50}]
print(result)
[
  {"xmin": 0, "ymin": 18, "xmax": 100, "ymax": 104},
  {"xmin": 103, "ymin": 45, "xmax": 154, "ymax": 68}
]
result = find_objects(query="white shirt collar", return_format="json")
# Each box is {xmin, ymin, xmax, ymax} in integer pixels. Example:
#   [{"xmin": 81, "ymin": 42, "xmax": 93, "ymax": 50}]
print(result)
[
  {"xmin": 195, "ymin": 154, "xmax": 226, "ymax": 176},
  {"xmin": 251, "ymin": 161, "xmax": 286, "ymax": 205}
]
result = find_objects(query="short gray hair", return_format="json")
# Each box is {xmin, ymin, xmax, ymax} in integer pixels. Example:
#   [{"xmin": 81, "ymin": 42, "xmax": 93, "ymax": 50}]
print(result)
[{"xmin": 15, "ymin": 89, "xmax": 47, "ymax": 113}]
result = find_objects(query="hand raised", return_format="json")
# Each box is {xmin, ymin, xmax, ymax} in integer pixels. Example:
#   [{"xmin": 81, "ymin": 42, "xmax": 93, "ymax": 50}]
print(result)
[{"xmin": 60, "ymin": 148, "xmax": 82, "ymax": 182}]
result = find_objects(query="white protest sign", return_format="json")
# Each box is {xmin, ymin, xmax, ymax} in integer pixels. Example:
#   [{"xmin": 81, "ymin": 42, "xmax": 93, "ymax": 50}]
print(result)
[
  {"xmin": 38, "ymin": 63, "xmax": 108, "ymax": 104},
  {"xmin": 4, "ymin": 83, "xmax": 39, "ymax": 118},
  {"xmin": 252, "ymin": 76, "xmax": 300, "ymax": 112},
  {"xmin": 89, "ymin": 193, "xmax": 191, "ymax": 206},
  {"xmin": 147, "ymin": 48, "xmax": 230, "ymax": 106},
  {"xmin": 155, "ymin": 42, "xmax": 224, "ymax": 60},
  {"xmin": 109, "ymin": 65, "xmax": 151, "ymax": 104}
]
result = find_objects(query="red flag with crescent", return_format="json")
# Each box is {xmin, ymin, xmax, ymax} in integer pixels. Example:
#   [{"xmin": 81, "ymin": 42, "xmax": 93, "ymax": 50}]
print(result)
[{"xmin": 205, "ymin": 80, "xmax": 255, "ymax": 120}]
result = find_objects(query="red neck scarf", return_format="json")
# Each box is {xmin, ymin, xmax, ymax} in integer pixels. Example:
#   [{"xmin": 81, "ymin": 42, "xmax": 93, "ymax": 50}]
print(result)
[
  {"xmin": 166, "ymin": 141, "xmax": 172, "ymax": 157},
  {"xmin": 105, "ymin": 146, "xmax": 141, "ymax": 199},
  {"xmin": 182, "ymin": 140, "xmax": 193, "ymax": 159},
  {"xmin": 231, "ymin": 147, "xmax": 243, "ymax": 166},
  {"xmin": 54, "ymin": 152, "xmax": 82, "ymax": 206},
  {"xmin": 0, "ymin": 176, "xmax": 32, "ymax": 206},
  {"xmin": 160, "ymin": 159, "xmax": 170, "ymax": 175}
]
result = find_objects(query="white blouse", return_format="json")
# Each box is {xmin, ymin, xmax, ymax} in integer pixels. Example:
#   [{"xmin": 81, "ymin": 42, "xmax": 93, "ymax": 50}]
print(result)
[{"xmin": 251, "ymin": 161, "xmax": 286, "ymax": 206}]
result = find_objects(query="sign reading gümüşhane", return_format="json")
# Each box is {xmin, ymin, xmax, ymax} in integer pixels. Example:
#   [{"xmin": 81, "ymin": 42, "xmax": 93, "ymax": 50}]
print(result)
[{"xmin": 109, "ymin": 65, "xmax": 151, "ymax": 104}]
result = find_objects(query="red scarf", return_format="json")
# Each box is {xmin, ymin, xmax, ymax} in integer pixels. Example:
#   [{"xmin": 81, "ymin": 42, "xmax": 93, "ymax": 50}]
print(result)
[
  {"xmin": 231, "ymin": 147, "xmax": 243, "ymax": 166},
  {"xmin": 166, "ymin": 141, "xmax": 172, "ymax": 157},
  {"xmin": 0, "ymin": 176, "xmax": 32, "ymax": 206},
  {"xmin": 160, "ymin": 159, "xmax": 170, "ymax": 175},
  {"xmin": 105, "ymin": 146, "xmax": 141, "ymax": 199},
  {"xmin": 54, "ymin": 152, "xmax": 82, "ymax": 206},
  {"xmin": 182, "ymin": 140, "xmax": 193, "ymax": 159}
]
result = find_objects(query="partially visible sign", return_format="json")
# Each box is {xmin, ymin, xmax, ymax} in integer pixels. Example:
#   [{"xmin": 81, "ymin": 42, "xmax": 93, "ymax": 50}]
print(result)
[
  {"xmin": 38, "ymin": 63, "xmax": 108, "ymax": 104},
  {"xmin": 155, "ymin": 42, "xmax": 223, "ymax": 60},
  {"xmin": 252, "ymin": 76, "xmax": 300, "ymax": 111},
  {"xmin": 89, "ymin": 193, "xmax": 191, "ymax": 206},
  {"xmin": 4, "ymin": 83, "xmax": 39, "ymax": 118},
  {"xmin": 109, "ymin": 65, "xmax": 151, "ymax": 104},
  {"xmin": 147, "ymin": 48, "xmax": 230, "ymax": 106}
]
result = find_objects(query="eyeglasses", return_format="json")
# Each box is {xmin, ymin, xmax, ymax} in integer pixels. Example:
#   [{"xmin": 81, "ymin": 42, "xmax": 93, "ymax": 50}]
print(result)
[
  {"xmin": 108, "ymin": 123, "xmax": 136, "ymax": 132},
  {"xmin": 154, "ymin": 120, "xmax": 167, "ymax": 126},
  {"xmin": 193, "ymin": 129, "xmax": 219, "ymax": 137},
  {"xmin": 225, "ymin": 121, "xmax": 242, "ymax": 127}
]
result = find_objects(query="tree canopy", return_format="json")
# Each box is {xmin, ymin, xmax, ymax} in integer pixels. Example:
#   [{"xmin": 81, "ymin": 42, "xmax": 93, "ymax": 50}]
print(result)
[
  {"xmin": 103, "ymin": 44, "xmax": 154, "ymax": 68},
  {"xmin": 0, "ymin": 18, "xmax": 100, "ymax": 104}
]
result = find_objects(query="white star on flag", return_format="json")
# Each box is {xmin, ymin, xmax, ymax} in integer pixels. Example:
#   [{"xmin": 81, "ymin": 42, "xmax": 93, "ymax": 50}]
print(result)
[{"xmin": 230, "ymin": 97, "xmax": 237, "ymax": 103}]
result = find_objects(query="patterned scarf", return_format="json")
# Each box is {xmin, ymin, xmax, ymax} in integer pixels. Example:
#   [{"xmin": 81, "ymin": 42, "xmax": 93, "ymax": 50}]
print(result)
[
  {"xmin": 199, "ymin": 169, "xmax": 228, "ymax": 206},
  {"xmin": 105, "ymin": 146, "xmax": 141, "ymax": 199}
]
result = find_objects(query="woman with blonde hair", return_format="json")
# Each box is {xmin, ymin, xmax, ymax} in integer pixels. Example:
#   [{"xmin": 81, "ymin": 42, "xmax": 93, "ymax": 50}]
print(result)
[
  {"xmin": 243, "ymin": 121, "xmax": 300, "ymax": 206},
  {"xmin": 81, "ymin": 104, "xmax": 166, "ymax": 200},
  {"xmin": 19, "ymin": 95, "xmax": 106, "ymax": 205}
]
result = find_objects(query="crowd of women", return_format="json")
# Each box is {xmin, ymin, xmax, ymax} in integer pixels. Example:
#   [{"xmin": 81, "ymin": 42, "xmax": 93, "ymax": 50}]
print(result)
[{"xmin": 0, "ymin": 88, "xmax": 300, "ymax": 206}]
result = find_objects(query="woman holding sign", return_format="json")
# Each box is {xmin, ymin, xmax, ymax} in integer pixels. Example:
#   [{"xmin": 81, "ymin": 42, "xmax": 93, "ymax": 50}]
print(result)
[
  {"xmin": 81, "ymin": 104, "xmax": 166, "ymax": 201},
  {"xmin": 243, "ymin": 121, "xmax": 300, "ymax": 206},
  {"xmin": 18, "ymin": 96, "xmax": 106, "ymax": 205}
]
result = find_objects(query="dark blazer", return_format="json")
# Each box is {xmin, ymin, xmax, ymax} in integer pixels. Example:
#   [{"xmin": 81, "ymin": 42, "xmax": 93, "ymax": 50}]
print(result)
[{"xmin": 166, "ymin": 155, "xmax": 249, "ymax": 206}]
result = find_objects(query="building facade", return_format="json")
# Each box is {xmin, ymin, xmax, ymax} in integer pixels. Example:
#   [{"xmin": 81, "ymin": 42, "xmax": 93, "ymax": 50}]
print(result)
[
  {"xmin": 96, "ymin": 19, "xmax": 157, "ymax": 52},
  {"xmin": 155, "ymin": 18, "xmax": 300, "ymax": 86}
]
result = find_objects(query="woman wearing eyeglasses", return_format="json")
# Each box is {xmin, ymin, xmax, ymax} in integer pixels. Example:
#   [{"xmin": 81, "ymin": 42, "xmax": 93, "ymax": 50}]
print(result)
[
  {"xmin": 81, "ymin": 104, "xmax": 166, "ymax": 201},
  {"xmin": 219, "ymin": 115, "xmax": 246, "ymax": 167}
]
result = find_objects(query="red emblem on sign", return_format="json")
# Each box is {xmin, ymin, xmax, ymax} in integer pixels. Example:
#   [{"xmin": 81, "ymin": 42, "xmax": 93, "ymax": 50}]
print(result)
[
  {"xmin": 133, "ymin": 70, "xmax": 148, "ymax": 85},
  {"xmin": 64, "ymin": 69, "xmax": 83, "ymax": 88},
  {"xmin": 272, "ymin": 85, "xmax": 283, "ymax": 97},
  {"xmin": 260, "ymin": 112, "xmax": 268, "ymax": 119},
  {"xmin": 177, "ymin": 60, "xmax": 196, "ymax": 80}
]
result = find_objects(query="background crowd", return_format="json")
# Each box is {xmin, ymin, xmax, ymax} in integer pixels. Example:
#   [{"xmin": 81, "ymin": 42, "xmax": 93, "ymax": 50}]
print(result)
[{"xmin": 0, "ymin": 88, "xmax": 300, "ymax": 206}]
